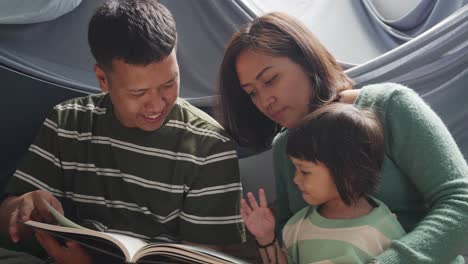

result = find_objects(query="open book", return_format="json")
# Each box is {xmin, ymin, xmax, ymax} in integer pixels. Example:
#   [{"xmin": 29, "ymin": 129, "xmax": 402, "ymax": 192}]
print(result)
[{"xmin": 24, "ymin": 202, "xmax": 247, "ymax": 264}]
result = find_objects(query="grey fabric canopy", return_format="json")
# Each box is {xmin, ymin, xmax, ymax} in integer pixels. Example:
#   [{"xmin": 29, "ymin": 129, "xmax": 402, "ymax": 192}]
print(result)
[
  {"xmin": 242, "ymin": 0, "xmax": 468, "ymax": 65},
  {"xmin": 0, "ymin": 0, "xmax": 82, "ymax": 24},
  {"xmin": 347, "ymin": 5, "xmax": 468, "ymax": 154}
]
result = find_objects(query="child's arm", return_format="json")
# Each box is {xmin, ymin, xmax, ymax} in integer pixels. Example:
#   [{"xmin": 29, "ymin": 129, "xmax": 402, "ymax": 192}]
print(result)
[
  {"xmin": 241, "ymin": 189, "xmax": 288, "ymax": 264},
  {"xmin": 256, "ymin": 238, "xmax": 288, "ymax": 264}
]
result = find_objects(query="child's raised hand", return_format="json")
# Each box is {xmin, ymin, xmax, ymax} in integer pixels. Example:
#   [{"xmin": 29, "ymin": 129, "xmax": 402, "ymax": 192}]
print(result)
[{"xmin": 240, "ymin": 189, "xmax": 276, "ymax": 243}]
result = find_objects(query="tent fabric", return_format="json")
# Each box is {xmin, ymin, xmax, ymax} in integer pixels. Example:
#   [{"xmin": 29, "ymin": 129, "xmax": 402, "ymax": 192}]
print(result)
[
  {"xmin": 0, "ymin": 0, "xmax": 105, "ymax": 94},
  {"xmin": 362, "ymin": 0, "xmax": 468, "ymax": 44},
  {"xmin": 0, "ymin": 0, "xmax": 252, "ymax": 104},
  {"xmin": 347, "ymin": 4, "xmax": 468, "ymax": 155},
  {"xmin": 241, "ymin": 0, "xmax": 468, "ymax": 65},
  {"xmin": 0, "ymin": 0, "xmax": 82, "ymax": 24},
  {"xmin": 161, "ymin": 0, "xmax": 252, "ymax": 105}
]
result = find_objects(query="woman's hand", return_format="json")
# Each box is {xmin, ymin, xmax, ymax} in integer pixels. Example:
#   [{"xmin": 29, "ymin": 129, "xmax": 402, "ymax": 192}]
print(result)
[
  {"xmin": 240, "ymin": 189, "xmax": 276, "ymax": 244},
  {"xmin": 339, "ymin": 89, "xmax": 360, "ymax": 104}
]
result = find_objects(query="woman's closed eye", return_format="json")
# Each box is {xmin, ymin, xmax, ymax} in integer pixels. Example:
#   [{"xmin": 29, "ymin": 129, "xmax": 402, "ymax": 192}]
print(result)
[{"xmin": 264, "ymin": 75, "xmax": 278, "ymax": 86}]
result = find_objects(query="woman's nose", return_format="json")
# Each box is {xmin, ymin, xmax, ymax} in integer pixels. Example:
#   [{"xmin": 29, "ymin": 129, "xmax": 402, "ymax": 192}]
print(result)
[{"xmin": 258, "ymin": 90, "xmax": 275, "ymax": 110}]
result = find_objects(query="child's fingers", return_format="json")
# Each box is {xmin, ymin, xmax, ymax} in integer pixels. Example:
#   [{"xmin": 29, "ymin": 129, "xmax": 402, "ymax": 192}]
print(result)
[
  {"xmin": 240, "ymin": 209, "xmax": 249, "ymax": 222},
  {"xmin": 258, "ymin": 189, "xmax": 268, "ymax": 208},
  {"xmin": 247, "ymin": 192, "xmax": 259, "ymax": 209},
  {"xmin": 240, "ymin": 199, "xmax": 251, "ymax": 211},
  {"xmin": 240, "ymin": 199, "xmax": 252, "ymax": 215}
]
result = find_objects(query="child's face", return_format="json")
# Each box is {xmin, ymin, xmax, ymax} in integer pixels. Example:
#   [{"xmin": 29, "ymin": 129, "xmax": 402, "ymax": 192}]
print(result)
[{"xmin": 290, "ymin": 157, "xmax": 341, "ymax": 206}]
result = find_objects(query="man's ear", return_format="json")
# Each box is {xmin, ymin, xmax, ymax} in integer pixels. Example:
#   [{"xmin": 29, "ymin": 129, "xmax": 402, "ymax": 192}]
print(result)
[{"xmin": 94, "ymin": 64, "xmax": 109, "ymax": 93}]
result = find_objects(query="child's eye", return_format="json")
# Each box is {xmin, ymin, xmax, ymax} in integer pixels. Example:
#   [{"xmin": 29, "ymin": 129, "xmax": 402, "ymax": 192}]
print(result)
[
  {"xmin": 247, "ymin": 90, "xmax": 256, "ymax": 97},
  {"xmin": 300, "ymin": 170, "xmax": 308, "ymax": 175}
]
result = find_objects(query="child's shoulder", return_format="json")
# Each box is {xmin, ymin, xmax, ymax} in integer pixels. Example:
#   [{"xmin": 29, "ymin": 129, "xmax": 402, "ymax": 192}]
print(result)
[{"xmin": 285, "ymin": 206, "xmax": 314, "ymax": 226}]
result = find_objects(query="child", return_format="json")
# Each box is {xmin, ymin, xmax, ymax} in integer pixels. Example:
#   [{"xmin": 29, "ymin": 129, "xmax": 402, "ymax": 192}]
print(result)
[{"xmin": 241, "ymin": 103, "xmax": 405, "ymax": 264}]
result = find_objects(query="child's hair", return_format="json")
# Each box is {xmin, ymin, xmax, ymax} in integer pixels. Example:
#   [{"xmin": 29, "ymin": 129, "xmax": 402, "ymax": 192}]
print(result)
[
  {"xmin": 88, "ymin": 0, "xmax": 177, "ymax": 70},
  {"xmin": 286, "ymin": 103, "xmax": 384, "ymax": 205}
]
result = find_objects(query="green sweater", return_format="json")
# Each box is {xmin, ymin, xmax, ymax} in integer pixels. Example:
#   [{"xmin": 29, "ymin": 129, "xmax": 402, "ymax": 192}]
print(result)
[{"xmin": 273, "ymin": 83, "xmax": 468, "ymax": 263}]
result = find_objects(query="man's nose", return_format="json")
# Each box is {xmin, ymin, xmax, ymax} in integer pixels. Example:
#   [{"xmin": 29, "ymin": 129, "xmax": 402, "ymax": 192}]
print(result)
[{"xmin": 145, "ymin": 89, "xmax": 164, "ymax": 111}]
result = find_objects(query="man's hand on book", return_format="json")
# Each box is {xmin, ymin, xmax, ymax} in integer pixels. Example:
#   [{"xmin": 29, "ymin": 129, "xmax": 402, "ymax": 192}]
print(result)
[
  {"xmin": 8, "ymin": 190, "xmax": 64, "ymax": 242},
  {"xmin": 36, "ymin": 230, "xmax": 92, "ymax": 264}
]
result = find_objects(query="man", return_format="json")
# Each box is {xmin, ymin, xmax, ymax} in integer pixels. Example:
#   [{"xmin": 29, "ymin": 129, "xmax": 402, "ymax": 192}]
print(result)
[{"xmin": 0, "ymin": 0, "xmax": 245, "ymax": 262}]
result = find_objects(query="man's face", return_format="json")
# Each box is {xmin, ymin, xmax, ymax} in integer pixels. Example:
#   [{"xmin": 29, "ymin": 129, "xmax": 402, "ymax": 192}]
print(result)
[{"xmin": 94, "ymin": 50, "xmax": 180, "ymax": 131}]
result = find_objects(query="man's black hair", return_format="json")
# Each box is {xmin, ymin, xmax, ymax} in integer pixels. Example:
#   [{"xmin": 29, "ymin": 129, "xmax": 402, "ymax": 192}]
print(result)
[{"xmin": 88, "ymin": 0, "xmax": 177, "ymax": 69}]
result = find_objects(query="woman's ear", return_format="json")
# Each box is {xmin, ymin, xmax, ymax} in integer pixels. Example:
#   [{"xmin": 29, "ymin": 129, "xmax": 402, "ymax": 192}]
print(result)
[{"xmin": 93, "ymin": 64, "xmax": 109, "ymax": 92}]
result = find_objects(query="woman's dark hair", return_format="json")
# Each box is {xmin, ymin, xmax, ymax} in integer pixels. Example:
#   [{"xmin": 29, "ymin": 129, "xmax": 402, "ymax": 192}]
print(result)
[
  {"xmin": 286, "ymin": 103, "xmax": 384, "ymax": 206},
  {"xmin": 88, "ymin": 0, "xmax": 177, "ymax": 70},
  {"xmin": 217, "ymin": 12, "xmax": 354, "ymax": 150}
]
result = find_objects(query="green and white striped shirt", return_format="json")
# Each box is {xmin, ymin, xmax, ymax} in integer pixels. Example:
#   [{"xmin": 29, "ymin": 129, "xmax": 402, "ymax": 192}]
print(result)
[
  {"xmin": 6, "ymin": 93, "xmax": 246, "ymax": 244},
  {"xmin": 282, "ymin": 198, "xmax": 405, "ymax": 264}
]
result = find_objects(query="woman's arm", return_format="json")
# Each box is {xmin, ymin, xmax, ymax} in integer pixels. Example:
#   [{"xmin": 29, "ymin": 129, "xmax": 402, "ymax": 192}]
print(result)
[{"xmin": 370, "ymin": 85, "xmax": 468, "ymax": 263}]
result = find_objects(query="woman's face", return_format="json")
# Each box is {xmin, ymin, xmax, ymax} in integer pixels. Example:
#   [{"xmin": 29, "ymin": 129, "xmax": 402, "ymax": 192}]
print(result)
[{"xmin": 235, "ymin": 49, "xmax": 312, "ymax": 128}]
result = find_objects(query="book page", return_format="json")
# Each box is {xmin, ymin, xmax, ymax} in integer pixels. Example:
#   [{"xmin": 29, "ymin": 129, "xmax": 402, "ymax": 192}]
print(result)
[
  {"xmin": 105, "ymin": 233, "xmax": 148, "ymax": 261},
  {"xmin": 40, "ymin": 199, "xmax": 148, "ymax": 260},
  {"xmin": 135, "ymin": 243, "xmax": 247, "ymax": 264},
  {"xmin": 42, "ymin": 198, "xmax": 85, "ymax": 229}
]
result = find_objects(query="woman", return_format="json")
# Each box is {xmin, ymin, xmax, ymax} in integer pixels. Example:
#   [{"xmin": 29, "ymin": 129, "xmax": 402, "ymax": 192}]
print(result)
[{"xmin": 217, "ymin": 12, "xmax": 468, "ymax": 263}]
